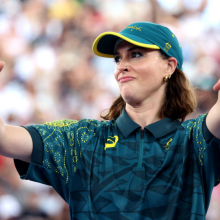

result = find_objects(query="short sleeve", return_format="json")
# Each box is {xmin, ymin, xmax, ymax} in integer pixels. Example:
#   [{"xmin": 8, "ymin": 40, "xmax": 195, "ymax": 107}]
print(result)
[
  {"xmin": 14, "ymin": 126, "xmax": 44, "ymax": 178},
  {"xmin": 202, "ymin": 115, "xmax": 215, "ymax": 144},
  {"xmin": 183, "ymin": 114, "xmax": 220, "ymax": 191},
  {"xmin": 14, "ymin": 119, "xmax": 80, "ymax": 202},
  {"xmin": 182, "ymin": 114, "xmax": 220, "ymax": 211}
]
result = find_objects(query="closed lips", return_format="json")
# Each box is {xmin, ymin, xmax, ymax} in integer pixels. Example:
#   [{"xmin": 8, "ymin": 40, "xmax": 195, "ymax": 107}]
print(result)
[{"xmin": 118, "ymin": 76, "xmax": 135, "ymax": 82}]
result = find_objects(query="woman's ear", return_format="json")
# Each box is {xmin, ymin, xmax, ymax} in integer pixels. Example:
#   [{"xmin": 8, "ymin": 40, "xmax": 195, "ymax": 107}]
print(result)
[{"xmin": 166, "ymin": 57, "xmax": 177, "ymax": 75}]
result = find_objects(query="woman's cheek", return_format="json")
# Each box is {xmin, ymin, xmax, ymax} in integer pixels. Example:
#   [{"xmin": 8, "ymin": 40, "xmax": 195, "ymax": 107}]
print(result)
[
  {"xmin": 149, "ymin": 56, "xmax": 158, "ymax": 68},
  {"xmin": 114, "ymin": 67, "xmax": 119, "ymax": 81}
]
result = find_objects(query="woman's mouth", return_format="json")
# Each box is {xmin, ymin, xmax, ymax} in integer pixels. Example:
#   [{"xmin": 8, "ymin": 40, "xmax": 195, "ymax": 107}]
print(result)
[{"xmin": 118, "ymin": 76, "xmax": 135, "ymax": 83}]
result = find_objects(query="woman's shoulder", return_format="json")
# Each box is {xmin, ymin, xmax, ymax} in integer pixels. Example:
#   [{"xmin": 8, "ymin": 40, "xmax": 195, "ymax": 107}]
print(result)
[
  {"xmin": 28, "ymin": 118, "xmax": 117, "ymax": 133},
  {"xmin": 181, "ymin": 114, "xmax": 207, "ymax": 129}
]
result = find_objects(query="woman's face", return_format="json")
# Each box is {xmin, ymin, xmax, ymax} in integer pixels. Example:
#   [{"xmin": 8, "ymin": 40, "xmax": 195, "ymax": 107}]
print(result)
[{"xmin": 114, "ymin": 40, "xmax": 175, "ymax": 107}]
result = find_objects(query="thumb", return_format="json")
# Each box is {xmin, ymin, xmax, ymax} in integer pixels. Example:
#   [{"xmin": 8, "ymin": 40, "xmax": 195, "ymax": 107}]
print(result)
[{"xmin": 0, "ymin": 61, "xmax": 5, "ymax": 72}]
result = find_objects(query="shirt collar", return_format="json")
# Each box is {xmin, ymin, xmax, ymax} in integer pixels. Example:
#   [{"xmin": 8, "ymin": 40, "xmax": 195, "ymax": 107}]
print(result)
[{"xmin": 116, "ymin": 109, "xmax": 182, "ymax": 139}]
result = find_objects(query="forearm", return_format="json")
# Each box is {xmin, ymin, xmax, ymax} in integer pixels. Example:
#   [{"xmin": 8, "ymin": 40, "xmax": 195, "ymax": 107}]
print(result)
[
  {"xmin": 0, "ymin": 62, "xmax": 33, "ymax": 163},
  {"xmin": 206, "ymin": 98, "xmax": 220, "ymax": 140},
  {"xmin": 0, "ymin": 118, "xmax": 33, "ymax": 163}
]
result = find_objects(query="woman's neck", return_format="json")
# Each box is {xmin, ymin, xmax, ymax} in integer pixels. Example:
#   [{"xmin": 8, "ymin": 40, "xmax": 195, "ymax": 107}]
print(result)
[{"xmin": 125, "ymin": 98, "xmax": 163, "ymax": 129}]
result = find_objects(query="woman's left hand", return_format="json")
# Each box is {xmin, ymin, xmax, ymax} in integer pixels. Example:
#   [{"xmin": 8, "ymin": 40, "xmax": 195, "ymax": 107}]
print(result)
[{"xmin": 213, "ymin": 79, "xmax": 220, "ymax": 91}]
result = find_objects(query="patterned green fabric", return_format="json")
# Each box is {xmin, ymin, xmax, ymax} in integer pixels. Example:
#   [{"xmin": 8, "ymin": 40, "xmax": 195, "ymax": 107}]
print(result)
[{"xmin": 17, "ymin": 109, "xmax": 220, "ymax": 220}]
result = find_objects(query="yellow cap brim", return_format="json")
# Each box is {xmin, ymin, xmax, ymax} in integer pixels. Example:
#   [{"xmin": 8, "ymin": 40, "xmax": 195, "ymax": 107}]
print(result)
[{"xmin": 92, "ymin": 32, "xmax": 160, "ymax": 58}]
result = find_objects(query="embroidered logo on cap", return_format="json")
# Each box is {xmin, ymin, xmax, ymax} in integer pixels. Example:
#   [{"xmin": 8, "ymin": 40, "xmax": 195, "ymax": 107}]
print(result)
[
  {"xmin": 164, "ymin": 42, "xmax": 172, "ymax": 52},
  {"xmin": 125, "ymin": 26, "xmax": 142, "ymax": 31}
]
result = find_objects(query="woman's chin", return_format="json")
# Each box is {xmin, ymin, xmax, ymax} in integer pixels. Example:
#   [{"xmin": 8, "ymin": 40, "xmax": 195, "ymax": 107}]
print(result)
[{"xmin": 122, "ymin": 94, "xmax": 142, "ymax": 107}]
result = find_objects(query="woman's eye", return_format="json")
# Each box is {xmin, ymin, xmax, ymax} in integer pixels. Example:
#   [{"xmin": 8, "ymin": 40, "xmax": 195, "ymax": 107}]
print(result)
[
  {"xmin": 114, "ymin": 56, "xmax": 121, "ymax": 63},
  {"xmin": 113, "ymin": 52, "xmax": 142, "ymax": 63},
  {"xmin": 131, "ymin": 52, "xmax": 142, "ymax": 58}
]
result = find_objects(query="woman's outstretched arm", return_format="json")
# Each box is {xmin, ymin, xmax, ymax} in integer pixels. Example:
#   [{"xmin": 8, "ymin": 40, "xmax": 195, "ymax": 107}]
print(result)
[
  {"xmin": 0, "ymin": 61, "xmax": 33, "ymax": 162},
  {"xmin": 206, "ymin": 79, "xmax": 220, "ymax": 140}
]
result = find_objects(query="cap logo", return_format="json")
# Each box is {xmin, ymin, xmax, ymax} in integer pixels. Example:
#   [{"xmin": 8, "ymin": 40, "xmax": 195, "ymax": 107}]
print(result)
[
  {"xmin": 164, "ymin": 42, "xmax": 172, "ymax": 52},
  {"xmin": 125, "ymin": 26, "xmax": 142, "ymax": 31}
]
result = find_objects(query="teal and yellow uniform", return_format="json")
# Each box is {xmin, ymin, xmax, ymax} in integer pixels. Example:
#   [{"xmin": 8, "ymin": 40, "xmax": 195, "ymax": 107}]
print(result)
[{"xmin": 15, "ymin": 109, "xmax": 220, "ymax": 220}]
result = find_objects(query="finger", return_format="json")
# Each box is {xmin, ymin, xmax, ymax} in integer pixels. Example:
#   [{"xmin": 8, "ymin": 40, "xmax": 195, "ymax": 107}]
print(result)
[
  {"xmin": 0, "ymin": 61, "xmax": 5, "ymax": 72},
  {"xmin": 213, "ymin": 79, "xmax": 220, "ymax": 91}
]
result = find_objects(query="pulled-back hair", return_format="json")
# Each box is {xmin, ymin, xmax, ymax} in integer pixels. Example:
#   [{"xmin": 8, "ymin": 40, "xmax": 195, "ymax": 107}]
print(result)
[{"xmin": 101, "ymin": 51, "xmax": 197, "ymax": 123}]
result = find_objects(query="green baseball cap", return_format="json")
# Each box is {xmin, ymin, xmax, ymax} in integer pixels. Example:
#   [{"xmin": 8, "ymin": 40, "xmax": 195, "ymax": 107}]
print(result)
[{"xmin": 92, "ymin": 22, "xmax": 183, "ymax": 69}]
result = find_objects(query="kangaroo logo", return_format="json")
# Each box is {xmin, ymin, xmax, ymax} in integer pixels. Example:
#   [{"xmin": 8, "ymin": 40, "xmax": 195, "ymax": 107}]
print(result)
[
  {"xmin": 164, "ymin": 138, "xmax": 173, "ymax": 150},
  {"xmin": 104, "ymin": 136, "xmax": 119, "ymax": 150}
]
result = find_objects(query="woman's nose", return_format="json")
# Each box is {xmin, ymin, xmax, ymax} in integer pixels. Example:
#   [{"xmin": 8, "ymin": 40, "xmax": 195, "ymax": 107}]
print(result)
[{"xmin": 117, "ymin": 59, "xmax": 129, "ymax": 72}]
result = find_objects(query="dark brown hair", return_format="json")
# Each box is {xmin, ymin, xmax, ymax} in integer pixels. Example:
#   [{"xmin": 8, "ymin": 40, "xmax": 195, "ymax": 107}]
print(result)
[{"xmin": 101, "ymin": 50, "xmax": 197, "ymax": 122}]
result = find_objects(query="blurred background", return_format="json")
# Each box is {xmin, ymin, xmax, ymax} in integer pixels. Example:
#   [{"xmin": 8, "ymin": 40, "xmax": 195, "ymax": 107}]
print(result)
[{"xmin": 0, "ymin": 0, "xmax": 219, "ymax": 219}]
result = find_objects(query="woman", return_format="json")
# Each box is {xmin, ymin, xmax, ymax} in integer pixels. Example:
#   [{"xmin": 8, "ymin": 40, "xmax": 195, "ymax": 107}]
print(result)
[{"xmin": 0, "ymin": 22, "xmax": 220, "ymax": 220}]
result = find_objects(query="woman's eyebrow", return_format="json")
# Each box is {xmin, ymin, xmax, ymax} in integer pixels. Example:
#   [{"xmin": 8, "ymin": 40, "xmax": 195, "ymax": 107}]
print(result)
[{"xmin": 114, "ymin": 46, "xmax": 143, "ymax": 55}]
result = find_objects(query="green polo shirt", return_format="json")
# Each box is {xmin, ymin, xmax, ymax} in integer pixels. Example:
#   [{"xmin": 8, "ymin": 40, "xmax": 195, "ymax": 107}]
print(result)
[{"xmin": 15, "ymin": 109, "xmax": 220, "ymax": 220}]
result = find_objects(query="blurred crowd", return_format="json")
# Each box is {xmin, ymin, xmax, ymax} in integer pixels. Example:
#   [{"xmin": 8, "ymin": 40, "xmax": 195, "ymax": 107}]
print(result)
[{"xmin": 0, "ymin": 0, "xmax": 219, "ymax": 219}]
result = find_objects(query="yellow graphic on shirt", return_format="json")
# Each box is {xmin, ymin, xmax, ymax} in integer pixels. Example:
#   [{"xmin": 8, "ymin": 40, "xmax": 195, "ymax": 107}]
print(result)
[
  {"xmin": 105, "ymin": 136, "xmax": 119, "ymax": 150},
  {"xmin": 45, "ymin": 119, "xmax": 78, "ymax": 128},
  {"xmin": 164, "ymin": 138, "xmax": 173, "ymax": 150}
]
